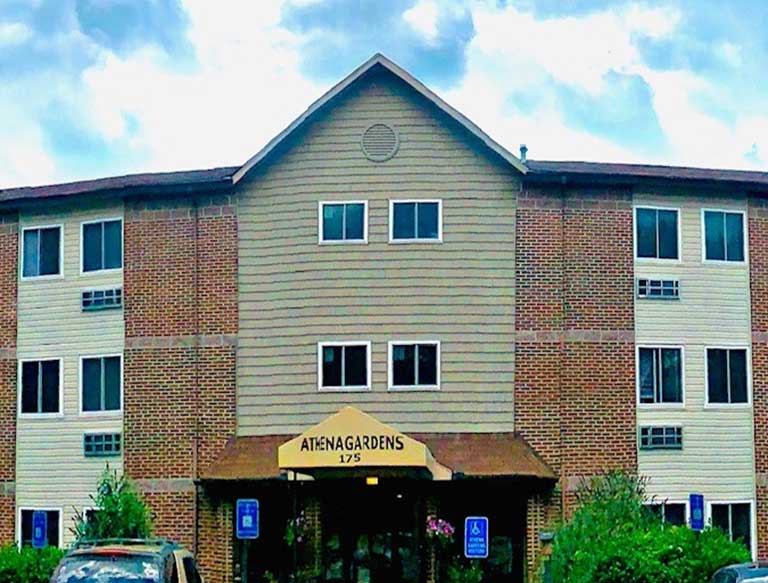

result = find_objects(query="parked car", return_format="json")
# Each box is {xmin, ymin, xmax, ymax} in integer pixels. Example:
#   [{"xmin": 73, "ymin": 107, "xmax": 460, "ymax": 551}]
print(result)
[
  {"xmin": 711, "ymin": 563, "xmax": 768, "ymax": 582},
  {"xmin": 49, "ymin": 538, "xmax": 204, "ymax": 583}
]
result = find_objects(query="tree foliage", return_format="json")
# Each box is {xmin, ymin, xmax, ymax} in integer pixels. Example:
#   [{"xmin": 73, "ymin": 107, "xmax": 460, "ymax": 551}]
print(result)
[
  {"xmin": 71, "ymin": 465, "xmax": 153, "ymax": 541},
  {"xmin": 548, "ymin": 472, "xmax": 751, "ymax": 583}
]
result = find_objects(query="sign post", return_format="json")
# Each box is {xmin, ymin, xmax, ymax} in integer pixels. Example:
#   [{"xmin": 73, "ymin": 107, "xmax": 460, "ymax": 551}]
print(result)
[
  {"xmin": 690, "ymin": 494, "xmax": 704, "ymax": 531},
  {"xmin": 31, "ymin": 511, "xmax": 47, "ymax": 549},
  {"xmin": 236, "ymin": 499, "xmax": 260, "ymax": 540},
  {"xmin": 464, "ymin": 516, "xmax": 489, "ymax": 559}
]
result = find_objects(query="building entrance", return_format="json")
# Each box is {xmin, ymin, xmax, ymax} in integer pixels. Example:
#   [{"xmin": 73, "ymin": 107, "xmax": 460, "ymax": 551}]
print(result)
[{"xmin": 322, "ymin": 482, "xmax": 422, "ymax": 583}]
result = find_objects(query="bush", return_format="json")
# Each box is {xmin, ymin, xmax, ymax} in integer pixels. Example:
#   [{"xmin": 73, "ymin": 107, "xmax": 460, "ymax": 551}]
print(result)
[
  {"xmin": 548, "ymin": 472, "xmax": 751, "ymax": 583},
  {"xmin": 0, "ymin": 545, "xmax": 65, "ymax": 583},
  {"xmin": 72, "ymin": 465, "xmax": 153, "ymax": 541}
]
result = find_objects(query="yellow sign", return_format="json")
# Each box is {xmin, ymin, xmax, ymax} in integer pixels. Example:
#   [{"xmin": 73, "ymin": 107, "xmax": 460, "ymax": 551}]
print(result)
[{"xmin": 278, "ymin": 406, "xmax": 451, "ymax": 479}]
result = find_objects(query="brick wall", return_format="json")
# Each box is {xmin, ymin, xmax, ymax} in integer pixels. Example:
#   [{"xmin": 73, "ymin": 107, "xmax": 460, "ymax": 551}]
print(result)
[
  {"xmin": 124, "ymin": 195, "xmax": 237, "ymax": 582},
  {"xmin": 515, "ymin": 184, "xmax": 636, "ymax": 548},
  {"xmin": 749, "ymin": 197, "xmax": 768, "ymax": 560},
  {"xmin": 0, "ymin": 215, "xmax": 17, "ymax": 545}
]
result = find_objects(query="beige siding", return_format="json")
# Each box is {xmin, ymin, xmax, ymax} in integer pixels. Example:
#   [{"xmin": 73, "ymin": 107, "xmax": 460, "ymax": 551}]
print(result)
[
  {"xmin": 16, "ymin": 202, "xmax": 124, "ymax": 546},
  {"xmin": 634, "ymin": 191, "xmax": 755, "ymax": 506},
  {"xmin": 237, "ymin": 73, "xmax": 519, "ymax": 435}
]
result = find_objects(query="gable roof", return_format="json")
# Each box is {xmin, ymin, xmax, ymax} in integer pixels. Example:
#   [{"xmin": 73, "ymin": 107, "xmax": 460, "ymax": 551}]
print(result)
[{"xmin": 231, "ymin": 53, "xmax": 529, "ymax": 183}]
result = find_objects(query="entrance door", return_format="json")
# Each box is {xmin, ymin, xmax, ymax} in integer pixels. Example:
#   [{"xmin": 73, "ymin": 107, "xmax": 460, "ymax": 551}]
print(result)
[{"xmin": 323, "ymin": 483, "xmax": 421, "ymax": 583}]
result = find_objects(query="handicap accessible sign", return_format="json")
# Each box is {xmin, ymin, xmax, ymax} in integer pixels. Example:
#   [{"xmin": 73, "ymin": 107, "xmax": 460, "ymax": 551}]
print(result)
[
  {"xmin": 236, "ymin": 499, "xmax": 260, "ymax": 539},
  {"xmin": 464, "ymin": 516, "xmax": 489, "ymax": 559},
  {"xmin": 690, "ymin": 494, "xmax": 704, "ymax": 531},
  {"xmin": 32, "ymin": 511, "xmax": 47, "ymax": 549}
]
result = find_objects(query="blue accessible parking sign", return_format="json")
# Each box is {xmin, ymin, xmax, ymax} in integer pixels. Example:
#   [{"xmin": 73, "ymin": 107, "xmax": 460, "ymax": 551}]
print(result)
[
  {"xmin": 236, "ymin": 499, "xmax": 260, "ymax": 540},
  {"xmin": 32, "ymin": 511, "xmax": 47, "ymax": 549},
  {"xmin": 690, "ymin": 494, "xmax": 704, "ymax": 531},
  {"xmin": 464, "ymin": 516, "xmax": 489, "ymax": 559}
]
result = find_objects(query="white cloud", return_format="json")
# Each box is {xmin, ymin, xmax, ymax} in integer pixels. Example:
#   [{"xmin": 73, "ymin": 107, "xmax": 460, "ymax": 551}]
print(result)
[
  {"xmin": 0, "ymin": 22, "xmax": 32, "ymax": 46},
  {"xmin": 403, "ymin": 0, "xmax": 440, "ymax": 43}
]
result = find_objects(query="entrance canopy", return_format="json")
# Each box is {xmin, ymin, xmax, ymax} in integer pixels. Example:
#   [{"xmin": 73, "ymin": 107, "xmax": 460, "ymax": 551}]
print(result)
[
  {"xmin": 278, "ymin": 406, "xmax": 452, "ymax": 480},
  {"xmin": 201, "ymin": 406, "xmax": 556, "ymax": 482}
]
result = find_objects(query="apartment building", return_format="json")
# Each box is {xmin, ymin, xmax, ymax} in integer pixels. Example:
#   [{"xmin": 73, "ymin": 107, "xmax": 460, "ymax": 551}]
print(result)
[{"xmin": 0, "ymin": 54, "xmax": 766, "ymax": 583}]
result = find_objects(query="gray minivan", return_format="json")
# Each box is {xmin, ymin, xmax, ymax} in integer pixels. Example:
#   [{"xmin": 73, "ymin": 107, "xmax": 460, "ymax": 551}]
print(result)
[{"xmin": 711, "ymin": 563, "xmax": 768, "ymax": 582}]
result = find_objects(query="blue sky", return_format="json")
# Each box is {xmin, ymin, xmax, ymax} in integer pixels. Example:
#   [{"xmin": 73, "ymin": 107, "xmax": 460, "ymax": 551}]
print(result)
[{"xmin": 1, "ymin": 0, "xmax": 767, "ymax": 187}]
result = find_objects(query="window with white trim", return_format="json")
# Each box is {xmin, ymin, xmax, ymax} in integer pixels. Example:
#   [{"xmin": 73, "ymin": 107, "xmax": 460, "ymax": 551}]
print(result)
[
  {"xmin": 704, "ymin": 210, "xmax": 745, "ymax": 262},
  {"xmin": 635, "ymin": 207, "xmax": 678, "ymax": 259},
  {"xmin": 82, "ymin": 356, "xmax": 122, "ymax": 412},
  {"xmin": 22, "ymin": 226, "xmax": 61, "ymax": 277},
  {"xmin": 707, "ymin": 348, "xmax": 748, "ymax": 404},
  {"xmin": 319, "ymin": 343, "xmax": 369, "ymax": 389},
  {"xmin": 20, "ymin": 359, "xmax": 60, "ymax": 415},
  {"xmin": 82, "ymin": 219, "xmax": 122, "ymax": 272},
  {"xmin": 712, "ymin": 502, "xmax": 752, "ymax": 552},
  {"xmin": 20, "ymin": 509, "xmax": 60, "ymax": 548},
  {"xmin": 320, "ymin": 202, "xmax": 366, "ymax": 242},
  {"xmin": 638, "ymin": 347, "xmax": 682, "ymax": 404},
  {"xmin": 391, "ymin": 201, "xmax": 441, "ymax": 241},
  {"xmin": 647, "ymin": 502, "xmax": 686, "ymax": 526},
  {"xmin": 390, "ymin": 341, "xmax": 439, "ymax": 389}
]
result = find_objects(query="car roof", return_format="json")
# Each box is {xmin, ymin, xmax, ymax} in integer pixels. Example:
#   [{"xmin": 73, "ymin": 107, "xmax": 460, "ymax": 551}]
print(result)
[
  {"xmin": 724, "ymin": 563, "xmax": 768, "ymax": 578},
  {"xmin": 68, "ymin": 538, "xmax": 183, "ymax": 558}
]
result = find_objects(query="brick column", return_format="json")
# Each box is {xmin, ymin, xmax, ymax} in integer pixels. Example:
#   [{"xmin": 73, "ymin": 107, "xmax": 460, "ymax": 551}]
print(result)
[
  {"xmin": 749, "ymin": 197, "xmax": 768, "ymax": 560},
  {"xmin": 123, "ymin": 195, "xmax": 237, "ymax": 581},
  {"xmin": 515, "ymin": 185, "xmax": 636, "ymax": 575},
  {"xmin": 0, "ymin": 213, "xmax": 17, "ymax": 545}
]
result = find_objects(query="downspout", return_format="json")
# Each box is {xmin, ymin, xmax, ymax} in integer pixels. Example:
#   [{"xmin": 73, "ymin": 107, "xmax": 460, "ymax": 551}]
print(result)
[{"xmin": 193, "ymin": 198, "xmax": 201, "ymax": 553}]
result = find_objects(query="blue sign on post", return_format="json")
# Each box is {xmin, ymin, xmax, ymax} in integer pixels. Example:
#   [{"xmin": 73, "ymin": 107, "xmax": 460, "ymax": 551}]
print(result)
[
  {"xmin": 236, "ymin": 499, "xmax": 260, "ymax": 540},
  {"xmin": 690, "ymin": 494, "xmax": 705, "ymax": 531},
  {"xmin": 464, "ymin": 516, "xmax": 489, "ymax": 559},
  {"xmin": 31, "ymin": 511, "xmax": 47, "ymax": 549}
]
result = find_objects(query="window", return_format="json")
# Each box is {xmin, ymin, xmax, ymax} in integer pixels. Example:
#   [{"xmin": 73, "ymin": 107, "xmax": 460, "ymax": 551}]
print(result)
[
  {"xmin": 20, "ymin": 509, "xmax": 60, "ymax": 548},
  {"xmin": 82, "ymin": 219, "xmax": 122, "ymax": 272},
  {"xmin": 318, "ymin": 343, "xmax": 370, "ymax": 390},
  {"xmin": 637, "ymin": 278, "xmax": 679, "ymax": 299},
  {"xmin": 648, "ymin": 502, "xmax": 686, "ymax": 526},
  {"xmin": 182, "ymin": 557, "xmax": 203, "ymax": 583},
  {"xmin": 82, "ymin": 288, "xmax": 123, "ymax": 311},
  {"xmin": 389, "ymin": 341, "xmax": 440, "ymax": 389},
  {"xmin": 81, "ymin": 356, "xmax": 122, "ymax": 412},
  {"xmin": 19, "ymin": 359, "xmax": 60, "ymax": 415},
  {"xmin": 707, "ymin": 348, "xmax": 749, "ymax": 404},
  {"xmin": 319, "ymin": 202, "xmax": 367, "ymax": 243},
  {"xmin": 638, "ymin": 347, "xmax": 683, "ymax": 404},
  {"xmin": 83, "ymin": 432, "xmax": 122, "ymax": 457},
  {"xmin": 639, "ymin": 426, "xmax": 683, "ymax": 450},
  {"xmin": 712, "ymin": 502, "xmax": 752, "ymax": 553},
  {"xmin": 22, "ymin": 226, "xmax": 61, "ymax": 278},
  {"xmin": 390, "ymin": 200, "xmax": 441, "ymax": 241},
  {"xmin": 635, "ymin": 207, "xmax": 678, "ymax": 259},
  {"xmin": 704, "ymin": 210, "xmax": 745, "ymax": 262}
]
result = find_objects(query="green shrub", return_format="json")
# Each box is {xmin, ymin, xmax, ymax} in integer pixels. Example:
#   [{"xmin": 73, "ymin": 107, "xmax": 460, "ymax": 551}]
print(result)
[
  {"xmin": 0, "ymin": 544, "xmax": 65, "ymax": 583},
  {"xmin": 548, "ymin": 472, "xmax": 751, "ymax": 583},
  {"xmin": 71, "ymin": 465, "xmax": 153, "ymax": 541}
]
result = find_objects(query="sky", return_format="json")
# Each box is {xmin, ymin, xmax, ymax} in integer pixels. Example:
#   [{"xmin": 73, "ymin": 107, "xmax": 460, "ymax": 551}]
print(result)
[{"xmin": 1, "ymin": 0, "xmax": 767, "ymax": 188}]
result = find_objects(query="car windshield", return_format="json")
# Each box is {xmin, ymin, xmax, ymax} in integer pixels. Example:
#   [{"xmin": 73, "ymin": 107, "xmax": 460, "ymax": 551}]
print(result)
[{"xmin": 51, "ymin": 553, "xmax": 162, "ymax": 583}]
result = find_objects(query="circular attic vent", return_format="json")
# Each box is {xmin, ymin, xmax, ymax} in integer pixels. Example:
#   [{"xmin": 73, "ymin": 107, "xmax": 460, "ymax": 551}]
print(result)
[{"xmin": 361, "ymin": 123, "xmax": 399, "ymax": 162}]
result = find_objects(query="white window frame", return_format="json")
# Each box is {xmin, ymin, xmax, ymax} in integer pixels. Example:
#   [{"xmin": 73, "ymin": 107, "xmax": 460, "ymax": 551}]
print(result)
[
  {"xmin": 704, "ymin": 345, "xmax": 752, "ymax": 408},
  {"xmin": 17, "ymin": 357, "xmax": 64, "ymax": 419},
  {"xmin": 80, "ymin": 217, "xmax": 124, "ymax": 275},
  {"xmin": 644, "ymin": 499, "xmax": 690, "ymax": 526},
  {"xmin": 19, "ymin": 223, "xmax": 64, "ymax": 280},
  {"xmin": 17, "ymin": 506, "xmax": 63, "ymax": 550},
  {"xmin": 317, "ymin": 201, "xmax": 368, "ymax": 245},
  {"xmin": 388, "ymin": 199, "xmax": 443, "ymax": 243},
  {"xmin": 635, "ymin": 345, "xmax": 685, "ymax": 408},
  {"xmin": 633, "ymin": 205, "xmax": 682, "ymax": 263},
  {"xmin": 317, "ymin": 342, "xmax": 371, "ymax": 391},
  {"xmin": 387, "ymin": 340, "xmax": 441, "ymax": 391},
  {"xmin": 78, "ymin": 353, "xmax": 124, "ymax": 416},
  {"xmin": 701, "ymin": 208, "xmax": 748, "ymax": 265},
  {"xmin": 707, "ymin": 499, "xmax": 756, "ymax": 559}
]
